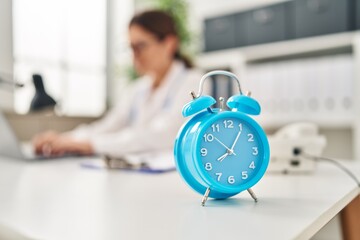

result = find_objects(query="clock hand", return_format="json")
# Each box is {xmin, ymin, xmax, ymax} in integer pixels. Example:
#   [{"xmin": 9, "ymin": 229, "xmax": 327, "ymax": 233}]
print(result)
[
  {"xmin": 217, "ymin": 152, "xmax": 229, "ymax": 162},
  {"xmin": 230, "ymin": 130, "xmax": 242, "ymax": 154},
  {"xmin": 214, "ymin": 137, "xmax": 236, "ymax": 156}
]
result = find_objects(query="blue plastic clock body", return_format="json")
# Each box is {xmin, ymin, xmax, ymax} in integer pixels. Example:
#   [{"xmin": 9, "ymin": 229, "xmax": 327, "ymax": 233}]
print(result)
[
  {"xmin": 174, "ymin": 109, "xmax": 270, "ymax": 199},
  {"xmin": 174, "ymin": 70, "xmax": 270, "ymax": 200}
]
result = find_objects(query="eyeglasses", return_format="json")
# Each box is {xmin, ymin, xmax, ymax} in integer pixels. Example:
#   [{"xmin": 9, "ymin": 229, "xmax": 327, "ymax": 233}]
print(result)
[{"xmin": 130, "ymin": 39, "xmax": 159, "ymax": 55}]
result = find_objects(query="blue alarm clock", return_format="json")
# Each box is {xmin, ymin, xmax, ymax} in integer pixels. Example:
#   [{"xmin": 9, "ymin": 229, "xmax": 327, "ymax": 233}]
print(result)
[{"xmin": 174, "ymin": 70, "xmax": 270, "ymax": 206}]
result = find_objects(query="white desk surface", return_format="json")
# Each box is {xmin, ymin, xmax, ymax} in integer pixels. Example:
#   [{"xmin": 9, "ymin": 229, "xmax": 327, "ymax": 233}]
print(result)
[{"xmin": 0, "ymin": 156, "xmax": 358, "ymax": 240}]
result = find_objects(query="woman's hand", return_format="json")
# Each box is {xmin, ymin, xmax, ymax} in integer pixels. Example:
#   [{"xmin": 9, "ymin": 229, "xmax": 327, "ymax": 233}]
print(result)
[
  {"xmin": 32, "ymin": 131, "xmax": 94, "ymax": 157},
  {"xmin": 32, "ymin": 131, "xmax": 60, "ymax": 155},
  {"xmin": 49, "ymin": 136, "xmax": 94, "ymax": 156}
]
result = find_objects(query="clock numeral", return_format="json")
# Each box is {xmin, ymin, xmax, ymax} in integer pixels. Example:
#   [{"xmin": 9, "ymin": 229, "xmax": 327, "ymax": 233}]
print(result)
[
  {"xmin": 203, "ymin": 134, "xmax": 214, "ymax": 142},
  {"xmin": 247, "ymin": 134, "xmax": 254, "ymax": 142},
  {"xmin": 249, "ymin": 161, "xmax": 256, "ymax": 169},
  {"xmin": 211, "ymin": 124, "xmax": 220, "ymax": 132},
  {"xmin": 239, "ymin": 123, "xmax": 243, "ymax": 131},
  {"xmin": 215, "ymin": 172, "xmax": 222, "ymax": 181},
  {"xmin": 205, "ymin": 162, "xmax": 212, "ymax": 171},
  {"xmin": 242, "ymin": 171, "xmax": 248, "ymax": 180},
  {"xmin": 200, "ymin": 148, "xmax": 208, "ymax": 156},
  {"xmin": 228, "ymin": 176, "xmax": 235, "ymax": 184},
  {"xmin": 252, "ymin": 147, "xmax": 258, "ymax": 156},
  {"xmin": 223, "ymin": 120, "xmax": 234, "ymax": 129}
]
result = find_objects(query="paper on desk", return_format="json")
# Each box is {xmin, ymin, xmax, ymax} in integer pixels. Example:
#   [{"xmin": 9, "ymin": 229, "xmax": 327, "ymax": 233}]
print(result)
[
  {"xmin": 122, "ymin": 150, "xmax": 175, "ymax": 170},
  {"xmin": 80, "ymin": 150, "xmax": 176, "ymax": 173}
]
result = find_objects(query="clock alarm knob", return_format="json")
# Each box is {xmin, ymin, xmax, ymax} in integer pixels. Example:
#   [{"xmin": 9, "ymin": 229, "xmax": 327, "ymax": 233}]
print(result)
[
  {"xmin": 226, "ymin": 94, "xmax": 261, "ymax": 115},
  {"xmin": 182, "ymin": 95, "xmax": 216, "ymax": 117}
]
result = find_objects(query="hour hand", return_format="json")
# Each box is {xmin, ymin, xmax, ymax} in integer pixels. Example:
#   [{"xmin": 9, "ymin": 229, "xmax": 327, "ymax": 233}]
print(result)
[{"xmin": 217, "ymin": 152, "xmax": 229, "ymax": 162}]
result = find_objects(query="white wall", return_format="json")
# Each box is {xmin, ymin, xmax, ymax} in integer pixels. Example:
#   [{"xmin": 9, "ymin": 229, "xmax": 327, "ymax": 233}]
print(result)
[
  {"xmin": 107, "ymin": 0, "xmax": 134, "ymax": 107},
  {"xmin": 0, "ymin": 0, "xmax": 14, "ymax": 110}
]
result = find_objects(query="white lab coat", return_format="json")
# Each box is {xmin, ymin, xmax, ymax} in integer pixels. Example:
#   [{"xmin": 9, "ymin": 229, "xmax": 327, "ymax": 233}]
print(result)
[{"xmin": 68, "ymin": 61, "xmax": 206, "ymax": 157}]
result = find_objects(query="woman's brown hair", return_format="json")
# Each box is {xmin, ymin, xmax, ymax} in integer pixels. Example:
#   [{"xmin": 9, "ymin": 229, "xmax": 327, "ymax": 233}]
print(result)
[{"xmin": 129, "ymin": 10, "xmax": 193, "ymax": 69}]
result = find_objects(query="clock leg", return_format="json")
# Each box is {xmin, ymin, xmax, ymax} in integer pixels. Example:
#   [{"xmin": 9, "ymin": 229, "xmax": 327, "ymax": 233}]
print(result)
[
  {"xmin": 247, "ymin": 188, "xmax": 258, "ymax": 202},
  {"xmin": 201, "ymin": 187, "xmax": 211, "ymax": 207}
]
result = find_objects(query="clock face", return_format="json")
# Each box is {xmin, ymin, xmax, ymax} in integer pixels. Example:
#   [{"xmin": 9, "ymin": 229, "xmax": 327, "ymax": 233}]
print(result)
[{"xmin": 199, "ymin": 117, "xmax": 264, "ymax": 188}]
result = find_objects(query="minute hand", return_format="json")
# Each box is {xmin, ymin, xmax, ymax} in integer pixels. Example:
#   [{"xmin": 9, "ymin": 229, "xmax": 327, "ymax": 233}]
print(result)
[
  {"xmin": 214, "ymin": 137, "xmax": 236, "ymax": 156},
  {"xmin": 230, "ymin": 130, "xmax": 242, "ymax": 153}
]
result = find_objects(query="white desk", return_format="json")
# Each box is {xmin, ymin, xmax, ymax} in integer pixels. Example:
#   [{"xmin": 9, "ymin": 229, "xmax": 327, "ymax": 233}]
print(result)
[{"xmin": 0, "ymin": 156, "xmax": 358, "ymax": 240}]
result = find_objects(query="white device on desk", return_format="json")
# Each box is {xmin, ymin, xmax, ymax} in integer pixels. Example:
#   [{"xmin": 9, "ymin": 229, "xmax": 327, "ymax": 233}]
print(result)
[
  {"xmin": 0, "ymin": 111, "xmax": 77, "ymax": 160},
  {"xmin": 0, "ymin": 111, "xmax": 45, "ymax": 160},
  {"xmin": 267, "ymin": 122, "xmax": 327, "ymax": 174}
]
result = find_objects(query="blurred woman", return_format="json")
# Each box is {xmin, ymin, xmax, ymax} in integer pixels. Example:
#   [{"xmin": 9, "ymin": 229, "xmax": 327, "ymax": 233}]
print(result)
[{"xmin": 32, "ymin": 10, "xmax": 204, "ymax": 157}]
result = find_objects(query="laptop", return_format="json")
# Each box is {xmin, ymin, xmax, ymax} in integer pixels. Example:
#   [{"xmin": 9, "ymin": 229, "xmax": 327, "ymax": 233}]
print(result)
[{"xmin": 0, "ymin": 111, "xmax": 69, "ymax": 160}]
